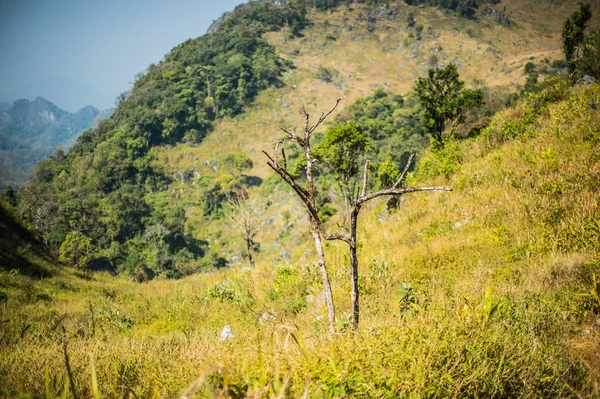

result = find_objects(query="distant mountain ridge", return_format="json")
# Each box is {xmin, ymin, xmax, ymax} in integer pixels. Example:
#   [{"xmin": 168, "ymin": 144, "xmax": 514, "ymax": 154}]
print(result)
[
  {"xmin": 0, "ymin": 97, "xmax": 113, "ymax": 187},
  {"xmin": 0, "ymin": 74, "xmax": 115, "ymax": 112}
]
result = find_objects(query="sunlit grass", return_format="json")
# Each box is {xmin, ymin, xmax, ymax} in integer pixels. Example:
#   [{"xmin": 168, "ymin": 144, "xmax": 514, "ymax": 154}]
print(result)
[{"xmin": 1, "ymin": 83, "xmax": 599, "ymax": 397}]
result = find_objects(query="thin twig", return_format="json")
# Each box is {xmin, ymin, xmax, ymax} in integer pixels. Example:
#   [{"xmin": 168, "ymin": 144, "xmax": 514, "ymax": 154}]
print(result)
[
  {"xmin": 356, "ymin": 186, "xmax": 452, "ymax": 206},
  {"xmin": 393, "ymin": 151, "xmax": 416, "ymax": 189},
  {"xmin": 360, "ymin": 160, "xmax": 370, "ymax": 198},
  {"xmin": 307, "ymin": 97, "xmax": 345, "ymax": 135}
]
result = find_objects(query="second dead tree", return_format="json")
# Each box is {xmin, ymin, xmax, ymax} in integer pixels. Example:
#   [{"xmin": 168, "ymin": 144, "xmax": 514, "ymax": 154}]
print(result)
[
  {"xmin": 326, "ymin": 152, "xmax": 451, "ymax": 328},
  {"xmin": 226, "ymin": 195, "xmax": 268, "ymax": 268}
]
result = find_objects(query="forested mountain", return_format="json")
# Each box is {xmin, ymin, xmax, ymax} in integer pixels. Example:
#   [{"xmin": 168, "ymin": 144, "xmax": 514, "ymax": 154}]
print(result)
[{"xmin": 0, "ymin": 97, "xmax": 112, "ymax": 187}]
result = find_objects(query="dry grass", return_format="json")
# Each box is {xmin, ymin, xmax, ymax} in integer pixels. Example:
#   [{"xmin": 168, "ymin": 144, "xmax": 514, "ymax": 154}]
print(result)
[{"xmin": 1, "ymin": 83, "xmax": 600, "ymax": 397}]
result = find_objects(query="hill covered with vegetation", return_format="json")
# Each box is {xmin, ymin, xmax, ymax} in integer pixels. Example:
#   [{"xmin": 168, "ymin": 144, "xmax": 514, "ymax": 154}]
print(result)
[
  {"xmin": 1, "ymin": 80, "xmax": 599, "ymax": 397},
  {"xmin": 1, "ymin": 0, "xmax": 600, "ymax": 396},
  {"xmin": 11, "ymin": 0, "xmax": 594, "ymax": 279}
]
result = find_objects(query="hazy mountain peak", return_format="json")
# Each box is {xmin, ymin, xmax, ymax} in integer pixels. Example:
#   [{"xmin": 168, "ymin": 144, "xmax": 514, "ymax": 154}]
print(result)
[
  {"xmin": 0, "ymin": 97, "xmax": 112, "ymax": 186},
  {"xmin": 0, "ymin": 74, "xmax": 114, "ymax": 112}
]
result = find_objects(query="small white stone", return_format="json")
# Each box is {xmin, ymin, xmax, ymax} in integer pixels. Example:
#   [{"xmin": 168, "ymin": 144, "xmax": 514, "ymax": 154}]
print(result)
[{"xmin": 220, "ymin": 325, "xmax": 233, "ymax": 340}]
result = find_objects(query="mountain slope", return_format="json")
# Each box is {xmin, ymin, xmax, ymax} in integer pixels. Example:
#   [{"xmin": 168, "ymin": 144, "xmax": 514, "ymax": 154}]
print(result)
[
  {"xmin": 1, "ymin": 82, "xmax": 598, "ymax": 397},
  {"xmin": 13, "ymin": 0, "xmax": 309, "ymax": 272},
  {"xmin": 153, "ymin": 0, "xmax": 600, "ymax": 264},
  {"xmin": 14, "ymin": 0, "xmax": 600, "ymax": 276}
]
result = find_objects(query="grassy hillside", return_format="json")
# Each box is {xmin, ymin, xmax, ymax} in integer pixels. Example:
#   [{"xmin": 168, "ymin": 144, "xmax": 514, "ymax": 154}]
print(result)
[
  {"xmin": 153, "ymin": 0, "xmax": 600, "ymax": 265},
  {"xmin": 1, "ymin": 81, "xmax": 599, "ymax": 397},
  {"xmin": 0, "ymin": 201, "xmax": 54, "ymax": 277}
]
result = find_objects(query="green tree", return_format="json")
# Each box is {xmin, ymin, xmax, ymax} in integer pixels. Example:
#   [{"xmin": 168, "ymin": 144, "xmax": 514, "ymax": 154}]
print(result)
[
  {"xmin": 314, "ymin": 122, "xmax": 371, "ymax": 206},
  {"xmin": 562, "ymin": 3, "xmax": 592, "ymax": 73},
  {"xmin": 524, "ymin": 62, "xmax": 537, "ymax": 74},
  {"xmin": 222, "ymin": 152, "xmax": 254, "ymax": 176},
  {"xmin": 415, "ymin": 63, "xmax": 484, "ymax": 143},
  {"xmin": 59, "ymin": 231, "xmax": 92, "ymax": 268},
  {"xmin": 142, "ymin": 223, "xmax": 171, "ymax": 275},
  {"xmin": 579, "ymin": 29, "xmax": 600, "ymax": 78}
]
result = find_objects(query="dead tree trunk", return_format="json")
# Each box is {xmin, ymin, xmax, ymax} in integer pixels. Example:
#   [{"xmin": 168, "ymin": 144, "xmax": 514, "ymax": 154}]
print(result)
[
  {"xmin": 349, "ymin": 206, "xmax": 360, "ymax": 325},
  {"xmin": 326, "ymin": 153, "xmax": 452, "ymax": 328},
  {"xmin": 263, "ymin": 98, "xmax": 344, "ymax": 335},
  {"xmin": 310, "ymin": 215, "xmax": 336, "ymax": 334}
]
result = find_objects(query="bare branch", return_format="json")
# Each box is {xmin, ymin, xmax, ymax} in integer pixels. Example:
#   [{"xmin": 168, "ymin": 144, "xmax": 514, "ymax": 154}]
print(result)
[
  {"xmin": 265, "ymin": 161, "xmax": 349, "ymax": 247},
  {"xmin": 356, "ymin": 186, "xmax": 452, "ymax": 206},
  {"xmin": 282, "ymin": 147, "xmax": 287, "ymax": 170},
  {"xmin": 300, "ymin": 106, "xmax": 309, "ymax": 138},
  {"xmin": 360, "ymin": 159, "xmax": 370, "ymax": 198},
  {"xmin": 262, "ymin": 150, "xmax": 275, "ymax": 163},
  {"xmin": 281, "ymin": 127, "xmax": 295, "ymax": 140},
  {"xmin": 274, "ymin": 140, "xmax": 283, "ymax": 168},
  {"xmin": 322, "ymin": 231, "xmax": 353, "ymax": 246},
  {"xmin": 225, "ymin": 194, "xmax": 269, "ymax": 268},
  {"xmin": 307, "ymin": 97, "xmax": 345, "ymax": 135},
  {"xmin": 264, "ymin": 159, "xmax": 311, "ymax": 208},
  {"xmin": 392, "ymin": 151, "xmax": 416, "ymax": 190}
]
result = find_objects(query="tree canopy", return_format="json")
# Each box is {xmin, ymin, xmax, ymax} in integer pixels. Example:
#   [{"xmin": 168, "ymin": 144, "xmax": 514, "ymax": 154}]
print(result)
[
  {"xmin": 314, "ymin": 122, "xmax": 371, "ymax": 204},
  {"xmin": 562, "ymin": 3, "xmax": 599, "ymax": 79},
  {"xmin": 415, "ymin": 63, "xmax": 484, "ymax": 143}
]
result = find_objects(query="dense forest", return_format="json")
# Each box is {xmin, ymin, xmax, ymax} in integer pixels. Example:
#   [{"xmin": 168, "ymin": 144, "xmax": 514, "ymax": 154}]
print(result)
[{"xmin": 11, "ymin": 1, "xmax": 310, "ymax": 279}]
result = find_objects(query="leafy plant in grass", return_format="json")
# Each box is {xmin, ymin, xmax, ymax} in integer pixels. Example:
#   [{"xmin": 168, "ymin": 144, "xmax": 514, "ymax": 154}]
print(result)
[
  {"xmin": 575, "ymin": 273, "xmax": 600, "ymax": 314},
  {"xmin": 268, "ymin": 266, "xmax": 310, "ymax": 314},
  {"xmin": 397, "ymin": 283, "xmax": 418, "ymax": 313}
]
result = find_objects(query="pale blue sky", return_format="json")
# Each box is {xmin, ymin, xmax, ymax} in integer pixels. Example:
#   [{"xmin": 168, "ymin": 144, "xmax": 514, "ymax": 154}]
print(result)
[{"xmin": 0, "ymin": 0, "xmax": 244, "ymax": 109}]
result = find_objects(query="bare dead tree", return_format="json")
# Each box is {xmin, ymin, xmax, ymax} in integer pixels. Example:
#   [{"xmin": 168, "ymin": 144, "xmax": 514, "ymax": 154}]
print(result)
[
  {"xmin": 263, "ymin": 98, "xmax": 344, "ymax": 335},
  {"xmin": 226, "ymin": 194, "xmax": 269, "ymax": 268},
  {"xmin": 325, "ymin": 151, "xmax": 452, "ymax": 328}
]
